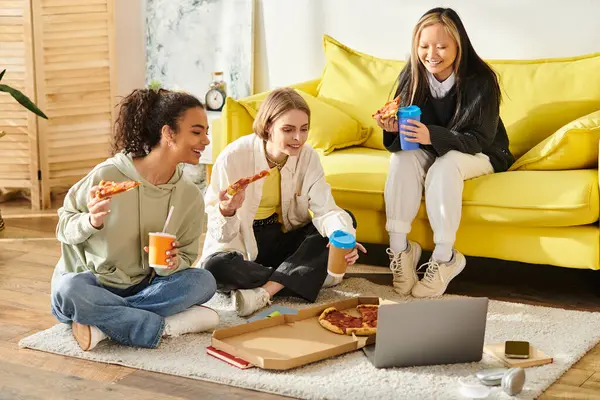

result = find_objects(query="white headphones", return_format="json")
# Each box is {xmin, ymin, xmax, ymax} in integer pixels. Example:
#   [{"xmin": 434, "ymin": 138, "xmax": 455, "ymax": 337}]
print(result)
[{"xmin": 459, "ymin": 367, "xmax": 526, "ymax": 398}]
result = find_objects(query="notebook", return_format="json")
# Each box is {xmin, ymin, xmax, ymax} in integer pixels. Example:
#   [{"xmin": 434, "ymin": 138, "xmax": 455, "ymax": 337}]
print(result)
[{"xmin": 206, "ymin": 346, "xmax": 254, "ymax": 369}]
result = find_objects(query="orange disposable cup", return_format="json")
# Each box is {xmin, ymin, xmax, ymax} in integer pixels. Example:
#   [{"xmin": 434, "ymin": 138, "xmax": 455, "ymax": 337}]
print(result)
[{"xmin": 149, "ymin": 232, "xmax": 176, "ymax": 269}]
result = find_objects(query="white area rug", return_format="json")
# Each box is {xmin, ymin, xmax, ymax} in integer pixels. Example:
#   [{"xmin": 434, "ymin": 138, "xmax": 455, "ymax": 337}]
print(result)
[{"xmin": 19, "ymin": 278, "xmax": 600, "ymax": 400}]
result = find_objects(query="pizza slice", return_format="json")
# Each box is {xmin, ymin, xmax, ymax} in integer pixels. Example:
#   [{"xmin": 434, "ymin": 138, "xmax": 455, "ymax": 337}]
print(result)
[
  {"xmin": 318, "ymin": 304, "xmax": 379, "ymax": 336},
  {"xmin": 226, "ymin": 169, "xmax": 270, "ymax": 196},
  {"xmin": 318, "ymin": 307, "xmax": 364, "ymax": 335},
  {"xmin": 372, "ymin": 95, "xmax": 401, "ymax": 121},
  {"xmin": 357, "ymin": 304, "xmax": 379, "ymax": 330},
  {"xmin": 95, "ymin": 180, "xmax": 142, "ymax": 200}
]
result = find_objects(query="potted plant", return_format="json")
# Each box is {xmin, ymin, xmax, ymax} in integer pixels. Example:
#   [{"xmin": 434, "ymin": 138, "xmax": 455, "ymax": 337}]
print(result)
[{"xmin": 0, "ymin": 68, "xmax": 47, "ymax": 231}]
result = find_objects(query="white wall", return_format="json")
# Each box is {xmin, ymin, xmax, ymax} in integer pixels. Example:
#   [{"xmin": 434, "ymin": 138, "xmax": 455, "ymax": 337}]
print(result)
[
  {"xmin": 114, "ymin": 0, "xmax": 147, "ymax": 99},
  {"xmin": 254, "ymin": 0, "xmax": 600, "ymax": 93}
]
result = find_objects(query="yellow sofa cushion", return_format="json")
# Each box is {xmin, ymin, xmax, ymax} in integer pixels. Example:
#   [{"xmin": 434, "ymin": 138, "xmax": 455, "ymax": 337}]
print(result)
[
  {"xmin": 316, "ymin": 35, "xmax": 600, "ymax": 157},
  {"xmin": 510, "ymin": 110, "xmax": 600, "ymax": 171},
  {"xmin": 237, "ymin": 89, "xmax": 370, "ymax": 155},
  {"xmin": 316, "ymin": 35, "xmax": 405, "ymax": 150},
  {"xmin": 491, "ymin": 56, "xmax": 600, "ymax": 158},
  {"xmin": 320, "ymin": 147, "xmax": 599, "ymax": 227}
]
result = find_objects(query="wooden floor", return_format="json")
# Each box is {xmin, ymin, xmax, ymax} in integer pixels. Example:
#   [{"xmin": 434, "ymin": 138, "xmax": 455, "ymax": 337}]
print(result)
[{"xmin": 1, "ymin": 198, "xmax": 599, "ymax": 399}]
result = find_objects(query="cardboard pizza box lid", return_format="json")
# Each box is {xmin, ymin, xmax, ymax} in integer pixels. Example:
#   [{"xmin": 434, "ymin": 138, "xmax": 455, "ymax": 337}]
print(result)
[{"xmin": 211, "ymin": 296, "xmax": 382, "ymax": 370}]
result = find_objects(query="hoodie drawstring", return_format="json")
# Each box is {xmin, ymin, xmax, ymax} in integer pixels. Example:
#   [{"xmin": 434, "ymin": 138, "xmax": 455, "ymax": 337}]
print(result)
[{"xmin": 138, "ymin": 185, "xmax": 146, "ymax": 269}]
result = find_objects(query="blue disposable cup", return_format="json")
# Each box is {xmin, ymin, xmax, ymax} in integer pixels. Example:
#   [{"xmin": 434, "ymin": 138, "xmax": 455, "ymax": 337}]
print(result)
[
  {"xmin": 397, "ymin": 105, "xmax": 422, "ymax": 151},
  {"xmin": 328, "ymin": 230, "xmax": 356, "ymax": 277}
]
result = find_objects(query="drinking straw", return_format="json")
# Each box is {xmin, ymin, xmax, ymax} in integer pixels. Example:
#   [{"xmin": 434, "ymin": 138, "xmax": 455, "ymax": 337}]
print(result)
[{"xmin": 162, "ymin": 206, "xmax": 175, "ymax": 233}]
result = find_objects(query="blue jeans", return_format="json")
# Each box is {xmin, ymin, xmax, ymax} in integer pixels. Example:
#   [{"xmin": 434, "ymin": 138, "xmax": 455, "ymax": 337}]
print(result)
[{"xmin": 51, "ymin": 268, "xmax": 217, "ymax": 348}]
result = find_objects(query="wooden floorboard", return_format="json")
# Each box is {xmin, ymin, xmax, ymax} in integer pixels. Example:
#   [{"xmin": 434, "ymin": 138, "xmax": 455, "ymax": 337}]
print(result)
[
  {"xmin": 0, "ymin": 342, "xmax": 136, "ymax": 383},
  {"xmin": 0, "ymin": 360, "xmax": 183, "ymax": 400},
  {"xmin": 117, "ymin": 370, "xmax": 290, "ymax": 400},
  {"xmin": 0, "ymin": 198, "xmax": 599, "ymax": 398}
]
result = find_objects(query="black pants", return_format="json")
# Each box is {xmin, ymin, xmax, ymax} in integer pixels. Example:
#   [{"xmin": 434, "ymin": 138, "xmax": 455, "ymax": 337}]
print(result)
[{"xmin": 203, "ymin": 212, "xmax": 357, "ymax": 303}]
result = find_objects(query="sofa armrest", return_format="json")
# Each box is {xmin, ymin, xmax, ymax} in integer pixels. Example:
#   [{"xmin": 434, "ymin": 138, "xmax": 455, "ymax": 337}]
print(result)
[
  {"xmin": 211, "ymin": 79, "xmax": 322, "ymax": 161},
  {"xmin": 210, "ymin": 97, "xmax": 253, "ymax": 165}
]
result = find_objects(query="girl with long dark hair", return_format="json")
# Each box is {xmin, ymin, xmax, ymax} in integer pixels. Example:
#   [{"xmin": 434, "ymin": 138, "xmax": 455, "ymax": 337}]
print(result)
[{"xmin": 376, "ymin": 8, "xmax": 514, "ymax": 298}]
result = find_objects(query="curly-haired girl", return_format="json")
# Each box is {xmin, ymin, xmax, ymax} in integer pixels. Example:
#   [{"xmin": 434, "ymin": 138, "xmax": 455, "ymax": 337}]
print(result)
[{"xmin": 51, "ymin": 88, "xmax": 218, "ymax": 351}]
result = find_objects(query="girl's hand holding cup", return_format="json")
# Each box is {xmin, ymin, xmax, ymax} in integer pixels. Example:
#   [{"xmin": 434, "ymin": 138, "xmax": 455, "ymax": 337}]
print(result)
[
  {"xmin": 144, "ymin": 239, "xmax": 180, "ymax": 270},
  {"xmin": 345, "ymin": 242, "xmax": 367, "ymax": 266}
]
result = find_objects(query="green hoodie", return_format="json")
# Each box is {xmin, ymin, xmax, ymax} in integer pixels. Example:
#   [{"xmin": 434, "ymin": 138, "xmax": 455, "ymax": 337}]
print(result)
[{"xmin": 52, "ymin": 152, "xmax": 204, "ymax": 290}]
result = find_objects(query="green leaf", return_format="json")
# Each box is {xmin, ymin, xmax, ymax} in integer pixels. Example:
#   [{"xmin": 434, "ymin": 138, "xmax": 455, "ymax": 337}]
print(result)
[
  {"xmin": 0, "ymin": 70, "xmax": 5, "ymax": 82},
  {"xmin": 0, "ymin": 84, "xmax": 48, "ymax": 119},
  {"xmin": 148, "ymin": 79, "xmax": 161, "ymax": 91}
]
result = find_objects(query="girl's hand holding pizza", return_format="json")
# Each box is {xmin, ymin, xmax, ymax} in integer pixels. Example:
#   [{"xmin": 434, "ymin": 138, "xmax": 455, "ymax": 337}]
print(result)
[
  {"xmin": 218, "ymin": 170, "xmax": 269, "ymax": 217},
  {"xmin": 87, "ymin": 186, "xmax": 111, "ymax": 229},
  {"xmin": 219, "ymin": 185, "xmax": 248, "ymax": 217},
  {"xmin": 375, "ymin": 115, "xmax": 399, "ymax": 133}
]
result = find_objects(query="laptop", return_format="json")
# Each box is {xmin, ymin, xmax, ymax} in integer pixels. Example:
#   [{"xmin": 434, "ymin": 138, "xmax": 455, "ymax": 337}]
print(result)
[{"xmin": 362, "ymin": 297, "xmax": 488, "ymax": 368}]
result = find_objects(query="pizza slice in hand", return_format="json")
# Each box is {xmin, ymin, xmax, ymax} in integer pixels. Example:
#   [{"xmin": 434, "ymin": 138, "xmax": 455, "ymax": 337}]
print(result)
[
  {"xmin": 372, "ymin": 95, "xmax": 401, "ymax": 121},
  {"xmin": 95, "ymin": 180, "xmax": 142, "ymax": 200},
  {"xmin": 226, "ymin": 169, "xmax": 270, "ymax": 196}
]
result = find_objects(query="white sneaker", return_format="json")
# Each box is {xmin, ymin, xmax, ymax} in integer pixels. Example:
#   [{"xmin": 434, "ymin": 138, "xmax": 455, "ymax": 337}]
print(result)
[
  {"xmin": 412, "ymin": 250, "xmax": 466, "ymax": 298},
  {"xmin": 163, "ymin": 305, "xmax": 220, "ymax": 337},
  {"xmin": 387, "ymin": 240, "xmax": 421, "ymax": 295},
  {"xmin": 322, "ymin": 274, "xmax": 343, "ymax": 288},
  {"xmin": 233, "ymin": 287, "xmax": 272, "ymax": 317},
  {"xmin": 72, "ymin": 322, "xmax": 107, "ymax": 351}
]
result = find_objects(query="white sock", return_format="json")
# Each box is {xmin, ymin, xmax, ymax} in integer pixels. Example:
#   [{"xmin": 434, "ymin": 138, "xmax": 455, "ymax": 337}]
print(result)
[
  {"xmin": 163, "ymin": 305, "xmax": 220, "ymax": 337},
  {"xmin": 433, "ymin": 244, "xmax": 453, "ymax": 263},
  {"xmin": 323, "ymin": 274, "xmax": 343, "ymax": 288},
  {"xmin": 390, "ymin": 233, "xmax": 408, "ymax": 254},
  {"xmin": 89, "ymin": 326, "xmax": 107, "ymax": 350}
]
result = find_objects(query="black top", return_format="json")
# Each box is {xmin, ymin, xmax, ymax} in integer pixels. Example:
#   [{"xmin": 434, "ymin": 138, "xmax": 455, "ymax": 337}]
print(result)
[{"xmin": 383, "ymin": 84, "xmax": 514, "ymax": 172}]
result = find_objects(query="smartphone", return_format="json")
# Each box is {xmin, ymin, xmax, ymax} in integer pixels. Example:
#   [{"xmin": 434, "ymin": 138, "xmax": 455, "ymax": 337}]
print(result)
[{"xmin": 504, "ymin": 341, "xmax": 530, "ymax": 359}]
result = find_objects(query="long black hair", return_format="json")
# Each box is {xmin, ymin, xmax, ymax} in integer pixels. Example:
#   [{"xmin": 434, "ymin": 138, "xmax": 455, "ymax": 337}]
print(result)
[
  {"xmin": 112, "ymin": 88, "xmax": 204, "ymax": 157},
  {"xmin": 393, "ymin": 7, "xmax": 501, "ymax": 129}
]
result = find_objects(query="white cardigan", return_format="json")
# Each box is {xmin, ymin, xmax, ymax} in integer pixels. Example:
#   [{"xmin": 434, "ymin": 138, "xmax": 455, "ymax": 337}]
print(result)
[{"xmin": 199, "ymin": 134, "xmax": 355, "ymax": 263}]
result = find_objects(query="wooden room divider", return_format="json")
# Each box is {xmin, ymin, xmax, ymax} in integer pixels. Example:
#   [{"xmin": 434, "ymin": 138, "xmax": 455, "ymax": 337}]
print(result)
[{"xmin": 0, "ymin": 0, "xmax": 117, "ymax": 209}]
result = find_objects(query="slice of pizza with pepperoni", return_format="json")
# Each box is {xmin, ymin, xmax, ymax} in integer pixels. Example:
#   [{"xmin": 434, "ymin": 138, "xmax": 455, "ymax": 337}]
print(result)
[
  {"xmin": 226, "ymin": 169, "xmax": 270, "ymax": 196},
  {"xmin": 318, "ymin": 304, "xmax": 379, "ymax": 336},
  {"xmin": 372, "ymin": 95, "xmax": 401, "ymax": 121},
  {"xmin": 95, "ymin": 180, "xmax": 142, "ymax": 200}
]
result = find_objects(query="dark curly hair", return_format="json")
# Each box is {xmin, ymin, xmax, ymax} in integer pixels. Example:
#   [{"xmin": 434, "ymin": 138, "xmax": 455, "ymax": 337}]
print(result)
[{"xmin": 112, "ymin": 88, "xmax": 204, "ymax": 157}]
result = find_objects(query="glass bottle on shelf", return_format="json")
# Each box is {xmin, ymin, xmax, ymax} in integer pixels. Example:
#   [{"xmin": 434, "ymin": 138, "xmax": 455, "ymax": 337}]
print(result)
[{"xmin": 210, "ymin": 72, "xmax": 226, "ymax": 94}]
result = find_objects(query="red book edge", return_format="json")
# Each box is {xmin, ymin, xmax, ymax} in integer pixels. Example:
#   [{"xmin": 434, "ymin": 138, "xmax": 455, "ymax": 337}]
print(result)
[{"xmin": 206, "ymin": 346, "xmax": 254, "ymax": 369}]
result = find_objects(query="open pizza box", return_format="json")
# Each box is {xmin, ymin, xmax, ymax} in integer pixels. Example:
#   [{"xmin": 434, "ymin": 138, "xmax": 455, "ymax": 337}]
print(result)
[{"xmin": 211, "ymin": 296, "xmax": 394, "ymax": 370}]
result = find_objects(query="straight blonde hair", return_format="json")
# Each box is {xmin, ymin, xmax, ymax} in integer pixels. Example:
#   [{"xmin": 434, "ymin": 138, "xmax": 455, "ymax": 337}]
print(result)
[
  {"xmin": 253, "ymin": 87, "xmax": 310, "ymax": 141},
  {"xmin": 408, "ymin": 12, "xmax": 462, "ymax": 104}
]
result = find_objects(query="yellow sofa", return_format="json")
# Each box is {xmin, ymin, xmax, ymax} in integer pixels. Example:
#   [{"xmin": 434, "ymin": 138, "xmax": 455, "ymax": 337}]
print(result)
[{"xmin": 211, "ymin": 35, "xmax": 600, "ymax": 271}]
